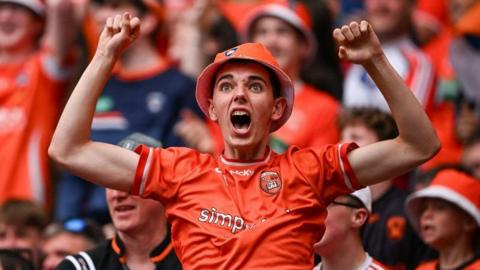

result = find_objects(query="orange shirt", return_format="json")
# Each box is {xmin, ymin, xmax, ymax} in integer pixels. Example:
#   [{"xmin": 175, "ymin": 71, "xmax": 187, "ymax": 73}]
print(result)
[
  {"xmin": 132, "ymin": 143, "xmax": 361, "ymax": 269},
  {"xmin": 0, "ymin": 52, "xmax": 64, "ymax": 205},
  {"xmin": 416, "ymin": 259, "xmax": 480, "ymax": 270},
  {"xmin": 271, "ymin": 83, "xmax": 340, "ymax": 153}
]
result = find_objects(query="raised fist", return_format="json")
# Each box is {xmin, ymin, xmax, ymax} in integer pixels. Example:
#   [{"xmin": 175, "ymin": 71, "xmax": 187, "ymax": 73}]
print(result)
[
  {"xmin": 333, "ymin": 21, "xmax": 383, "ymax": 65},
  {"xmin": 96, "ymin": 12, "xmax": 141, "ymax": 60}
]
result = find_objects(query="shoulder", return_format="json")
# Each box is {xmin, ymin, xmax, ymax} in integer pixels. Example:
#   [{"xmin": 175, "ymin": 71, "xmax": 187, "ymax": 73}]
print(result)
[
  {"xmin": 55, "ymin": 241, "xmax": 113, "ymax": 270},
  {"xmin": 298, "ymin": 84, "xmax": 339, "ymax": 104}
]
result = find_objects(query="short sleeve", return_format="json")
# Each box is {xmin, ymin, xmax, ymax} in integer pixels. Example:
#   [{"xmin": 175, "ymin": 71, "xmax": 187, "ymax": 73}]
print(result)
[
  {"xmin": 131, "ymin": 145, "xmax": 206, "ymax": 204},
  {"xmin": 289, "ymin": 143, "xmax": 363, "ymax": 204}
]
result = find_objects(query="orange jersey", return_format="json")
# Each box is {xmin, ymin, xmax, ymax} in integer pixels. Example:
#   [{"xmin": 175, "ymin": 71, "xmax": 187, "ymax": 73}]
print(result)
[
  {"xmin": 271, "ymin": 83, "xmax": 340, "ymax": 152},
  {"xmin": 416, "ymin": 258, "xmax": 480, "ymax": 270},
  {"xmin": 0, "ymin": 52, "xmax": 65, "ymax": 204},
  {"xmin": 132, "ymin": 143, "xmax": 362, "ymax": 269}
]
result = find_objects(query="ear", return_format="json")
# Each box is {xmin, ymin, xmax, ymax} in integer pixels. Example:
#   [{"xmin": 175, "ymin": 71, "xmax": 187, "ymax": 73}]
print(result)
[
  {"xmin": 462, "ymin": 215, "xmax": 477, "ymax": 233},
  {"xmin": 139, "ymin": 14, "xmax": 158, "ymax": 36},
  {"xmin": 271, "ymin": 97, "xmax": 287, "ymax": 121},
  {"xmin": 208, "ymin": 99, "xmax": 218, "ymax": 122},
  {"xmin": 351, "ymin": 209, "xmax": 369, "ymax": 229}
]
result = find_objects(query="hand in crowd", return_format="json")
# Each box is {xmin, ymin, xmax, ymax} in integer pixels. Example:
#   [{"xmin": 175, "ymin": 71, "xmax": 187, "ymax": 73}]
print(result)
[
  {"xmin": 96, "ymin": 13, "xmax": 141, "ymax": 60},
  {"xmin": 333, "ymin": 21, "xmax": 383, "ymax": 65},
  {"xmin": 175, "ymin": 109, "xmax": 214, "ymax": 153}
]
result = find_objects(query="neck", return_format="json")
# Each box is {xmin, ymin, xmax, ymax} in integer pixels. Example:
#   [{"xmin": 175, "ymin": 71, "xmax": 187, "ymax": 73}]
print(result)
[
  {"xmin": 438, "ymin": 237, "xmax": 474, "ymax": 270},
  {"xmin": 0, "ymin": 44, "xmax": 36, "ymax": 65},
  {"xmin": 223, "ymin": 137, "xmax": 270, "ymax": 161},
  {"xmin": 119, "ymin": 38, "xmax": 164, "ymax": 72},
  {"xmin": 370, "ymin": 180, "xmax": 392, "ymax": 201},
  {"xmin": 119, "ymin": 220, "xmax": 167, "ymax": 267},
  {"xmin": 318, "ymin": 233, "xmax": 366, "ymax": 270}
]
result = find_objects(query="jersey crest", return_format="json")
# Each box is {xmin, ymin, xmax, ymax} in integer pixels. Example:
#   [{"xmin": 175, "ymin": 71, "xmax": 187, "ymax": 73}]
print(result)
[{"xmin": 259, "ymin": 171, "xmax": 282, "ymax": 195}]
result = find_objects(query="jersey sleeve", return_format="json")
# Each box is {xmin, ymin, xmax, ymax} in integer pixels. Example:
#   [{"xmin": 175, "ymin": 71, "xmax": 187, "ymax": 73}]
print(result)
[
  {"xmin": 131, "ymin": 145, "xmax": 205, "ymax": 204},
  {"xmin": 289, "ymin": 143, "xmax": 363, "ymax": 204}
]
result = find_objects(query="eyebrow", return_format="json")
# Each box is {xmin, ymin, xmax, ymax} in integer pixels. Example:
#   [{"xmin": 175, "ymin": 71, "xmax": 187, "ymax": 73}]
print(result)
[{"xmin": 215, "ymin": 74, "xmax": 268, "ymax": 85}]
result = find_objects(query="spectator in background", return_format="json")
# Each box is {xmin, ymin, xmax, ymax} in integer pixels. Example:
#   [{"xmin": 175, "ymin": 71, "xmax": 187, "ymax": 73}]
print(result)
[
  {"xmin": 56, "ymin": 133, "xmax": 181, "ymax": 270},
  {"xmin": 0, "ymin": 0, "xmax": 80, "ymax": 206},
  {"xmin": 343, "ymin": 0, "xmax": 436, "ymax": 113},
  {"xmin": 338, "ymin": 107, "xmax": 432, "ymax": 269},
  {"xmin": 0, "ymin": 199, "xmax": 48, "ymax": 269},
  {"xmin": 41, "ymin": 218, "xmax": 104, "ymax": 270},
  {"xmin": 406, "ymin": 169, "xmax": 480, "ymax": 270},
  {"xmin": 54, "ymin": 0, "xmax": 201, "ymax": 224},
  {"xmin": 462, "ymin": 135, "xmax": 480, "ymax": 179},
  {"xmin": 313, "ymin": 187, "xmax": 388, "ymax": 270}
]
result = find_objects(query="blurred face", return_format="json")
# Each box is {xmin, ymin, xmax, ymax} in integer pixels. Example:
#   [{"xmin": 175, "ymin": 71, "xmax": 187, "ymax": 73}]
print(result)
[
  {"xmin": 106, "ymin": 189, "xmax": 165, "ymax": 234},
  {"xmin": 250, "ymin": 17, "xmax": 307, "ymax": 75},
  {"xmin": 448, "ymin": 0, "xmax": 477, "ymax": 22},
  {"xmin": 341, "ymin": 124, "xmax": 379, "ymax": 147},
  {"xmin": 0, "ymin": 3, "xmax": 42, "ymax": 50},
  {"xmin": 0, "ymin": 223, "xmax": 41, "ymax": 250},
  {"xmin": 91, "ymin": 2, "xmax": 140, "ymax": 33},
  {"xmin": 365, "ymin": 0, "xmax": 413, "ymax": 40},
  {"xmin": 208, "ymin": 62, "xmax": 286, "ymax": 156},
  {"xmin": 314, "ymin": 196, "xmax": 367, "ymax": 255},
  {"xmin": 42, "ymin": 232, "xmax": 92, "ymax": 270},
  {"xmin": 419, "ymin": 198, "xmax": 474, "ymax": 249},
  {"xmin": 462, "ymin": 142, "xmax": 480, "ymax": 179}
]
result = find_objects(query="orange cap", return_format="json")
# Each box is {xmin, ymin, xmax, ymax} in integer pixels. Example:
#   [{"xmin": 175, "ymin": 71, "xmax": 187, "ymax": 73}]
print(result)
[
  {"xmin": 1, "ymin": 0, "xmax": 45, "ymax": 16},
  {"xmin": 196, "ymin": 42, "xmax": 294, "ymax": 132},
  {"xmin": 242, "ymin": 2, "xmax": 317, "ymax": 59},
  {"xmin": 406, "ymin": 169, "xmax": 480, "ymax": 232}
]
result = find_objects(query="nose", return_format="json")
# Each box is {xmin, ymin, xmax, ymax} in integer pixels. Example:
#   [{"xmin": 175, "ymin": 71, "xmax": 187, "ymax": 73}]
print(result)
[
  {"xmin": 107, "ymin": 189, "xmax": 129, "ymax": 200},
  {"xmin": 233, "ymin": 86, "xmax": 248, "ymax": 103}
]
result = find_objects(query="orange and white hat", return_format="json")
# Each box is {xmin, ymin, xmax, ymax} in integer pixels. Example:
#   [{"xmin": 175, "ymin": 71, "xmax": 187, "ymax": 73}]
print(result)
[
  {"xmin": 0, "ymin": 0, "xmax": 45, "ymax": 16},
  {"xmin": 196, "ymin": 42, "xmax": 294, "ymax": 132},
  {"xmin": 242, "ymin": 1, "xmax": 317, "ymax": 59},
  {"xmin": 405, "ymin": 169, "xmax": 480, "ymax": 232}
]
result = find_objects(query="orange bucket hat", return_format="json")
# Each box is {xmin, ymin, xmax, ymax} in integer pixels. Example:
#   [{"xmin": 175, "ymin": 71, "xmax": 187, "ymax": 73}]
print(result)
[
  {"xmin": 405, "ymin": 169, "xmax": 480, "ymax": 232},
  {"xmin": 196, "ymin": 42, "xmax": 294, "ymax": 132}
]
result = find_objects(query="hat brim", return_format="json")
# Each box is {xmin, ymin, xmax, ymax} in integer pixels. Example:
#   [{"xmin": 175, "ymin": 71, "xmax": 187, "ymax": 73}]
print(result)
[
  {"xmin": 1, "ymin": 0, "xmax": 45, "ymax": 16},
  {"xmin": 405, "ymin": 186, "xmax": 480, "ymax": 233},
  {"xmin": 242, "ymin": 5, "xmax": 317, "ymax": 60},
  {"xmin": 196, "ymin": 55, "xmax": 294, "ymax": 132}
]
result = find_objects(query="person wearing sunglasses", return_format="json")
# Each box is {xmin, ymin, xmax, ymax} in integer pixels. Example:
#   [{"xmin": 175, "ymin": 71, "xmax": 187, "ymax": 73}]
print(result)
[{"xmin": 313, "ymin": 187, "xmax": 388, "ymax": 270}]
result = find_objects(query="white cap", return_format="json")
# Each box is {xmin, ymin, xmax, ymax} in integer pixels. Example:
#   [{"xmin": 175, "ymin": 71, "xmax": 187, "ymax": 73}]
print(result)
[
  {"xmin": 0, "ymin": 0, "xmax": 45, "ymax": 16},
  {"xmin": 351, "ymin": 187, "xmax": 372, "ymax": 213}
]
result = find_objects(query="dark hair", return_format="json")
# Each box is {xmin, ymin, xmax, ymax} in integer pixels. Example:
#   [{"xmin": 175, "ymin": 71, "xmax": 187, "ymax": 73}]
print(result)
[
  {"xmin": 92, "ymin": 0, "xmax": 149, "ymax": 15},
  {"xmin": 0, "ymin": 250, "xmax": 35, "ymax": 270},
  {"xmin": 211, "ymin": 59, "xmax": 282, "ymax": 99},
  {"xmin": 0, "ymin": 200, "xmax": 47, "ymax": 232},
  {"xmin": 337, "ymin": 107, "xmax": 399, "ymax": 141}
]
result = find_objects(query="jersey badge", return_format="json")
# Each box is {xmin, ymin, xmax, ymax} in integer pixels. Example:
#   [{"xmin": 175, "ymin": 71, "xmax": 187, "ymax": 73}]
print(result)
[{"xmin": 259, "ymin": 171, "xmax": 282, "ymax": 195}]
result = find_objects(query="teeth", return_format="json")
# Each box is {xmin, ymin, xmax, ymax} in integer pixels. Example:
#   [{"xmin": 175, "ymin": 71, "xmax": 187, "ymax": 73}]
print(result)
[{"xmin": 232, "ymin": 110, "xmax": 248, "ymax": 116}]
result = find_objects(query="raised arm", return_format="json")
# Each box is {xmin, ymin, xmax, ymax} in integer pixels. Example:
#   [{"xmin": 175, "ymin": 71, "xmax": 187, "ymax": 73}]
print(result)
[
  {"xmin": 49, "ymin": 13, "xmax": 141, "ymax": 192},
  {"xmin": 334, "ymin": 21, "xmax": 440, "ymax": 186}
]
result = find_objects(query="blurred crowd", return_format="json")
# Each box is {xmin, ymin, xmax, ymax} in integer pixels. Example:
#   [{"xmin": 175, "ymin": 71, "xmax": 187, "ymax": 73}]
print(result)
[{"xmin": 0, "ymin": 0, "xmax": 479, "ymax": 269}]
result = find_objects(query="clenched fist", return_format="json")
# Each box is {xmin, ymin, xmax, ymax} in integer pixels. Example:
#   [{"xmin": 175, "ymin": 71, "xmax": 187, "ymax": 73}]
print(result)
[
  {"xmin": 333, "ymin": 21, "xmax": 383, "ymax": 65},
  {"xmin": 96, "ymin": 12, "xmax": 141, "ymax": 60}
]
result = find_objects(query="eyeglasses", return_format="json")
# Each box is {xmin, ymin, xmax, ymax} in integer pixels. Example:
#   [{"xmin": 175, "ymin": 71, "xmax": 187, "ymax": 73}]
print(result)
[{"xmin": 330, "ymin": 200, "xmax": 362, "ymax": 209}]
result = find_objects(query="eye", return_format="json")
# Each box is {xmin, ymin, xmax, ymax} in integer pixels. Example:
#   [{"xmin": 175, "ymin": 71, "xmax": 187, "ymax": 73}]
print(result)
[
  {"xmin": 249, "ymin": 82, "xmax": 263, "ymax": 93},
  {"xmin": 219, "ymin": 82, "xmax": 233, "ymax": 92}
]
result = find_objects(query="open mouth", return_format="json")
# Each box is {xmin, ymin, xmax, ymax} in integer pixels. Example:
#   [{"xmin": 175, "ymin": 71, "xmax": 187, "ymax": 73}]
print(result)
[
  {"xmin": 230, "ymin": 110, "xmax": 251, "ymax": 132},
  {"xmin": 115, "ymin": 205, "xmax": 136, "ymax": 212}
]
